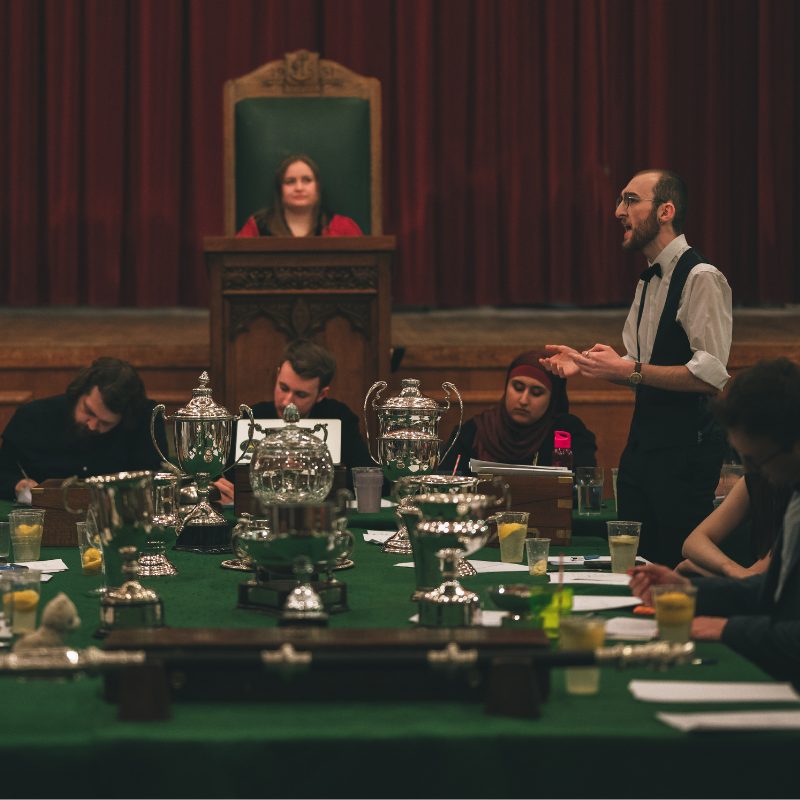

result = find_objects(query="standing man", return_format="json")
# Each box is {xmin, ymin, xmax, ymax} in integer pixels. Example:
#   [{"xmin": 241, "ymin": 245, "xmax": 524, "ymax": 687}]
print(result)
[
  {"xmin": 214, "ymin": 339, "xmax": 371, "ymax": 502},
  {"xmin": 630, "ymin": 359, "xmax": 800, "ymax": 685},
  {"xmin": 541, "ymin": 169, "xmax": 732, "ymax": 566},
  {"xmin": 0, "ymin": 357, "xmax": 166, "ymax": 501}
]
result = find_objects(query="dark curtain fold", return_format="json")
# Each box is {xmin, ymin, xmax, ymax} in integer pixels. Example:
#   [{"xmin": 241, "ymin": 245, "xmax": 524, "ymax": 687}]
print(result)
[{"xmin": 0, "ymin": 0, "xmax": 798, "ymax": 308}]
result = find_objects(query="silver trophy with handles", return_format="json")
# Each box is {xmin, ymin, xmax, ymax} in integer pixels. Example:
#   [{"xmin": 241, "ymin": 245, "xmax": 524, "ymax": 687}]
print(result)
[{"xmin": 150, "ymin": 371, "xmax": 254, "ymax": 533}]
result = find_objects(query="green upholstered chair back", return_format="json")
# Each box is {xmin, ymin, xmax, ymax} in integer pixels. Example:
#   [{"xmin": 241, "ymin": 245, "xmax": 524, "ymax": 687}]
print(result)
[
  {"xmin": 234, "ymin": 98, "xmax": 372, "ymax": 234},
  {"xmin": 224, "ymin": 51, "xmax": 382, "ymax": 236}
]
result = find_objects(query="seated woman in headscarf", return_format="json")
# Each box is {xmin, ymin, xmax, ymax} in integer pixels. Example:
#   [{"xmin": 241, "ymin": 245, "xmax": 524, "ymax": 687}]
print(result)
[
  {"xmin": 236, "ymin": 153, "xmax": 363, "ymax": 238},
  {"xmin": 439, "ymin": 350, "xmax": 597, "ymax": 475}
]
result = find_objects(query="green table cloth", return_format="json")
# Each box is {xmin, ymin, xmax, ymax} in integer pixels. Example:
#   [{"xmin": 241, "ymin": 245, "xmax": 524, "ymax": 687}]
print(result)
[{"xmin": 0, "ymin": 501, "xmax": 795, "ymax": 799}]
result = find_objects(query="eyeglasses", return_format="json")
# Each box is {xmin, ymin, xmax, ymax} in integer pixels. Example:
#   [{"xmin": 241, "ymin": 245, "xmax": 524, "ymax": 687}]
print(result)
[
  {"xmin": 741, "ymin": 445, "xmax": 791, "ymax": 474},
  {"xmin": 615, "ymin": 192, "xmax": 656, "ymax": 209}
]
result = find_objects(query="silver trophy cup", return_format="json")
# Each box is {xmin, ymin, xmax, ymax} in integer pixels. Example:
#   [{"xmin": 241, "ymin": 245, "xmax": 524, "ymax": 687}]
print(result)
[
  {"xmin": 150, "ymin": 371, "xmax": 254, "ymax": 532},
  {"xmin": 363, "ymin": 378, "xmax": 463, "ymax": 481},
  {"xmin": 64, "ymin": 470, "xmax": 164, "ymax": 632}
]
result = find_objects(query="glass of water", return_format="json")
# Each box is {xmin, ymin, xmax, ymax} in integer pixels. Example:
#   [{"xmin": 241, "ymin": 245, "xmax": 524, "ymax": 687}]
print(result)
[{"xmin": 576, "ymin": 467, "xmax": 604, "ymax": 515}]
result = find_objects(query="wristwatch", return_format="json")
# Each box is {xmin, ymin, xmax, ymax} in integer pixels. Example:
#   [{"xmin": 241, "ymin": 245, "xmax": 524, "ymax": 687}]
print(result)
[{"xmin": 628, "ymin": 361, "xmax": 643, "ymax": 387}]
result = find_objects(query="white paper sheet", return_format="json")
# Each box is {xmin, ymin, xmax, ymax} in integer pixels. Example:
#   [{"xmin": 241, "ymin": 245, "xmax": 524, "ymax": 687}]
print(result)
[
  {"xmin": 412, "ymin": 605, "xmax": 641, "ymax": 628},
  {"xmin": 363, "ymin": 530, "xmax": 395, "ymax": 545},
  {"xmin": 347, "ymin": 498, "xmax": 396, "ymax": 510},
  {"xmin": 552, "ymin": 571, "xmax": 632, "ymax": 586},
  {"xmin": 409, "ymin": 610, "xmax": 505, "ymax": 627},
  {"xmin": 572, "ymin": 595, "xmax": 641, "ymax": 612},
  {"xmin": 657, "ymin": 710, "xmax": 800, "ymax": 732},
  {"xmin": 550, "ymin": 555, "xmax": 649, "ymax": 566},
  {"xmin": 604, "ymin": 616, "xmax": 657, "ymax": 640},
  {"xmin": 18, "ymin": 559, "xmax": 68, "ymax": 574},
  {"xmin": 470, "ymin": 458, "xmax": 572, "ymax": 478},
  {"xmin": 395, "ymin": 559, "xmax": 528, "ymax": 573},
  {"xmin": 629, "ymin": 680, "xmax": 800, "ymax": 704}
]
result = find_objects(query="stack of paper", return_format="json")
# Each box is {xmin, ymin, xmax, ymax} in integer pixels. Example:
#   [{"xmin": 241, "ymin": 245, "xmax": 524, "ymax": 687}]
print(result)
[
  {"xmin": 469, "ymin": 458, "xmax": 572, "ymax": 477},
  {"xmin": 629, "ymin": 680, "xmax": 800, "ymax": 703}
]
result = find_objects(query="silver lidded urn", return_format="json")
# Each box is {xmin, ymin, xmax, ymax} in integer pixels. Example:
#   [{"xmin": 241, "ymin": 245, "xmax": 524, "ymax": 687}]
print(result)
[
  {"xmin": 363, "ymin": 378, "xmax": 463, "ymax": 481},
  {"xmin": 150, "ymin": 371, "xmax": 254, "ymax": 531}
]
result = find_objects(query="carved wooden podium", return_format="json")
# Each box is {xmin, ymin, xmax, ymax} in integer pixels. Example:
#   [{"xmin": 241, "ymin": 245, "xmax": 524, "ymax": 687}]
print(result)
[{"xmin": 204, "ymin": 237, "xmax": 394, "ymax": 416}]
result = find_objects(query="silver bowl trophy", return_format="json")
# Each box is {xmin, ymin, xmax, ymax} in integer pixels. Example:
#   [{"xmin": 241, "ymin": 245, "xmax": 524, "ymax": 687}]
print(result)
[
  {"xmin": 234, "ymin": 498, "xmax": 354, "ymax": 623},
  {"xmin": 363, "ymin": 378, "xmax": 463, "ymax": 554},
  {"xmin": 417, "ymin": 547, "xmax": 481, "ymax": 627},
  {"xmin": 64, "ymin": 471, "xmax": 164, "ymax": 634},
  {"xmin": 151, "ymin": 371, "xmax": 254, "ymax": 553},
  {"xmin": 403, "ymin": 492, "xmax": 496, "ymax": 596}
]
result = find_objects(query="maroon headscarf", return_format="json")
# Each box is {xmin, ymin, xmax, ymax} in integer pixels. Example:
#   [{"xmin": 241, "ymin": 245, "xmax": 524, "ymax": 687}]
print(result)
[{"xmin": 473, "ymin": 350, "xmax": 569, "ymax": 464}]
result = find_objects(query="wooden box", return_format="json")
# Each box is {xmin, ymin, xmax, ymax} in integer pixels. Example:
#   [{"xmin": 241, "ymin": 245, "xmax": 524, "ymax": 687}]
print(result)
[
  {"xmin": 29, "ymin": 479, "xmax": 90, "ymax": 547},
  {"xmin": 479, "ymin": 472, "xmax": 573, "ymax": 546}
]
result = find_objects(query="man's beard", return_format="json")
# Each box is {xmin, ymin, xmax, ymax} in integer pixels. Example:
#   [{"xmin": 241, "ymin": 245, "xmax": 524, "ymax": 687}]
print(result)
[
  {"xmin": 69, "ymin": 421, "xmax": 103, "ymax": 443},
  {"xmin": 623, "ymin": 206, "xmax": 660, "ymax": 252}
]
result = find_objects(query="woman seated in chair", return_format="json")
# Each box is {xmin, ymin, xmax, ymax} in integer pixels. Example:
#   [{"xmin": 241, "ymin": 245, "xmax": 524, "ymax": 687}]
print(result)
[
  {"xmin": 237, "ymin": 153, "xmax": 363, "ymax": 238},
  {"xmin": 439, "ymin": 350, "xmax": 597, "ymax": 475},
  {"xmin": 677, "ymin": 472, "xmax": 792, "ymax": 578}
]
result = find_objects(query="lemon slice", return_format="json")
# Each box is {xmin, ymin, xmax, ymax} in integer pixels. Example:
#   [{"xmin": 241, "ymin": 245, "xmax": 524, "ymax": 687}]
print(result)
[
  {"xmin": 656, "ymin": 592, "xmax": 694, "ymax": 625},
  {"xmin": 498, "ymin": 522, "xmax": 526, "ymax": 541},
  {"xmin": 81, "ymin": 547, "xmax": 103, "ymax": 575},
  {"xmin": 15, "ymin": 523, "xmax": 42, "ymax": 538},
  {"xmin": 3, "ymin": 589, "xmax": 40, "ymax": 613}
]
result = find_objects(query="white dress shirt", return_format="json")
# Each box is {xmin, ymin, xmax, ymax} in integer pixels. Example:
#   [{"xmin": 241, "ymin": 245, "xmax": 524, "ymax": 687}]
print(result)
[{"xmin": 621, "ymin": 234, "xmax": 733, "ymax": 391}]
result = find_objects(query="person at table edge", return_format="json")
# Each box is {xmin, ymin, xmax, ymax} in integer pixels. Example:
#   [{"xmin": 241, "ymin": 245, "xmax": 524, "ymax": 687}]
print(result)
[
  {"xmin": 630, "ymin": 359, "xmax": 800, "ymax": 686},
  {"xmin": 236, "ymin": 153, "xmax": 363, "ymax": 238},
  {"xmin": 541, "ymin": 169, "xmax": 732, "ymax": 567},
  {"xmin": 439, "ymin": 350, "xmax": 596, "ymax": 474},
  {"xmin": 214, "ymin": 339, "xmax": 371, "ymax": 503},
  {"xmin": 0, "ymin": 357, "xmax": 166, "ymax": 501}
]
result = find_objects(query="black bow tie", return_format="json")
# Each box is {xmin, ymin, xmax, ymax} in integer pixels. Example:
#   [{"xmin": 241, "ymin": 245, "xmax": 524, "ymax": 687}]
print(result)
[{"xmin": 640, "ymin": 263, "xmax": 662, "ymax": 283}]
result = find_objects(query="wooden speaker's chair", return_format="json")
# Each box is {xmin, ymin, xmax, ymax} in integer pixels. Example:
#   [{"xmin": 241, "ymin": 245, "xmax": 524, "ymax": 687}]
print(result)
[{"xmin": 224, "ymin": 49, "xmax": 382, "ymax": 235}]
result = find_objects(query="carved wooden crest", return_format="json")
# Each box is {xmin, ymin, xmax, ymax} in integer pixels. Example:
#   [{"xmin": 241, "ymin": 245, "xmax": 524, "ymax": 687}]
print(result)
[
  {"xmin": 232, "ymin": 49, "xmax": 372, "ymax": 98},
  {"xmin": 228, "ymin": 297, "xmax": 372, "ymax": 342}
]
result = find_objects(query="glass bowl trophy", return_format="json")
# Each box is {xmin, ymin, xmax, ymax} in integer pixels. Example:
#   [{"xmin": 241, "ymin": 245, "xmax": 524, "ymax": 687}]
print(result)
[
  {"xmin": 243, "ymin": 406, "xmax": 351, "ymax": 623},
  {"xmin": 249, "ymin": 403, "xmax": 334, "ymax": 504},
  {"xmin": 363, "ymin": 378, "xmax": 463, "ymax": 554},
  {"xmin": 151, "ymin": 371, "xmax": 254, "ymax": 553}
]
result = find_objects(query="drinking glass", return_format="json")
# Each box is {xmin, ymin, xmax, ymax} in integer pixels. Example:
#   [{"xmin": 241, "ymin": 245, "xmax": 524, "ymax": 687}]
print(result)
[
  {"xmin": 495, "ymin": 511, "xmax": 529, "ymax": 563},
  {"xmin": 77, "ymin": 514, "xmax": 106, "ymax": 597},
  {"xmin": 576, "ymin": 468, "xmax": 604, "ymax": 515}
]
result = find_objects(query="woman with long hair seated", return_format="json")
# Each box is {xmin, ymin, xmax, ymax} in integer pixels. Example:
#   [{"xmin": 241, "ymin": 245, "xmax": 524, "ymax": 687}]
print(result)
[
  {"xmin": 678, "ymin": 472, "xmax": 792, "ymax": 578},
  {"xmin": 237, "ymin": 153, "xmax": 363, "ymax": 238},
  {"xmin": 439, "ymin": 350, "xmax": 597, "ymax": 475}
]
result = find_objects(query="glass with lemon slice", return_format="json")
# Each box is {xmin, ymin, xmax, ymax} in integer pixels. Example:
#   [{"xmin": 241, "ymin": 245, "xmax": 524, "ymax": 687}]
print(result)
[
  {"xmin": 1, "ymin": 569, "xmax": 42, "ymax": 634},
  {"xmin": 494, "ymin": 511, "xmax": 530, "ymax": 563},
  {"xmin": 8, "ymin": 509, "xmax": 45, "ymax": 562},
  {"xmin": 77, "ymin": 519, "xmax": 106, "ymax": 597},
  {"xmin": 652, "ymin": 584, "xmax": 697, "ymax": 643}
]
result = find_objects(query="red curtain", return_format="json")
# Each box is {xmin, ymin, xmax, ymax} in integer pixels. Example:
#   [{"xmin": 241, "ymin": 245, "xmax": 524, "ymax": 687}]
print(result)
[{"xmin": 0, "ymin": 0, "xmax": 797, "ymax": 308}]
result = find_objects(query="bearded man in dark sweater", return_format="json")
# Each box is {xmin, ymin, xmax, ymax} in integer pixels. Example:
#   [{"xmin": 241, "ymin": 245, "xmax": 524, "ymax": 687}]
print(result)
[{"xmin": 0, "ymin": 357, "xmax": 166, "ymax": 501}]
